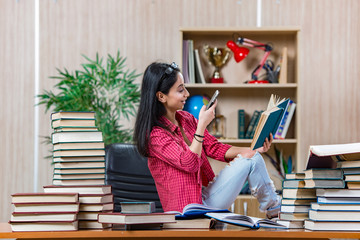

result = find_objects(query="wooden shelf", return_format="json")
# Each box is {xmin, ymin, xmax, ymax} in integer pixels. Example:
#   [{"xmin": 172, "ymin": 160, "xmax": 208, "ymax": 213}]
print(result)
[{"xmin": 185, "ymin": 83, "xmax": 297, "ymax": 89}]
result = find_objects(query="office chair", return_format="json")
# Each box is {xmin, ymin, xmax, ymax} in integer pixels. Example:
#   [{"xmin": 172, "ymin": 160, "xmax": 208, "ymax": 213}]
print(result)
[{"xmin": 105, "ymin": 143, "xmax": 163, "ymax": 212}]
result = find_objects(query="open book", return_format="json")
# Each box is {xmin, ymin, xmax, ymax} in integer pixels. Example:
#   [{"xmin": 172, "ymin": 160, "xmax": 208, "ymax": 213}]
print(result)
[
  {"xmin": 305, "ymin": 142, "xmax": 360, "ymax": 169},
  {"xmin": 250, "ymin": 94, "xmax": 290, "ymax": 150},
  {"xmin": 167, "ymin": 203, "xmax": 230, "ymax": 220},
  {"xmin": 205, "ymin": 212, "xmax": 286, "ymax": 229}
]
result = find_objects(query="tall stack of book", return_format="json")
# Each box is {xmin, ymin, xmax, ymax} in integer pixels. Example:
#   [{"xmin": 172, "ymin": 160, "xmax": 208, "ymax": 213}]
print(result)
[
  {"xmin": 276, "ymin": 173, "xmax": 316, "ymax": 229},
  {"xmin": 9, "ymin": 193, "xmax": 79, "ymax": 232},
  {"xmin": 51, "ymin": 111, "xmax": 106, "ymax": 186},
  {"xmin": 303, "ymin": 143, "xmax": 360, "ymax": 231},
  {"xmin": 49, "ymin": 111, "xmax": 113, "ymax": 229}
]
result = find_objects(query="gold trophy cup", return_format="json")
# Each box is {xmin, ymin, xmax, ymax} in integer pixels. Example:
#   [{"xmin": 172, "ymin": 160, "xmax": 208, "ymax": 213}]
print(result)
[{"xmin": 203, "ymin": 45, "xmax": 231, "ymax": 83}]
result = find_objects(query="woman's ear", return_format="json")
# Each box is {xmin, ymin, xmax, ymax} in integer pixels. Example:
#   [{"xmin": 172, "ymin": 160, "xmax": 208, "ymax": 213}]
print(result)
[{"xmin": 156, "ymin": 91, "xmax": 166, "ymax": 103}]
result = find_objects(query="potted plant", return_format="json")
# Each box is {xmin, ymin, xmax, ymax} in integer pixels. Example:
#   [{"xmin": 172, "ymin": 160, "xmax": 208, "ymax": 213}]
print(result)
[{"xmin": 37, "ymin": 51, "xmax": 141, "ymax": 145}]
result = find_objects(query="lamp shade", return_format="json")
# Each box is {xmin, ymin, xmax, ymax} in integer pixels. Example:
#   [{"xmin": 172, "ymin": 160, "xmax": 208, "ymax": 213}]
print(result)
[{"xmin": 226, "ymin": 40, "xmax": 249, "ymax": 63}]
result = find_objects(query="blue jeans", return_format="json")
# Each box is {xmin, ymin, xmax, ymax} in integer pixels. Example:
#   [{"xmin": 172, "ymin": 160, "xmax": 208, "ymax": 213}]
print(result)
[{"xmin": 202, "ymin": 152, "xmax": 280, "ymax": 212}]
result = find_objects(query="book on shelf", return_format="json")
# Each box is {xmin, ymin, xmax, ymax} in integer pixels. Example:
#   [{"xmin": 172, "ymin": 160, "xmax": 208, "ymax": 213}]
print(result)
[
  {"xmin": 78, "ymin": 220, "xmax": 112, "ymax": 229},
  {"xmin": 304, "ymin": 219, "xmax": 360, "ymax": 231},
  {"xmin": 120, "ymin": 201, "xmax": 156, "ymax": 214},
  {"xmin": 167, "ymin": 203, "xmax": 230, "ymax": 220},
  {"xmin": 304, "ymin": 168, "xmax": 343, "ymax": 179},
  {"xmin": 194, "ymin": 49, "xmax": 206, "ymax": 84},
  {"xmin": 11, "ymin": 193, "xmax": 79, "ymax": 204},
  {"xmin": 10, "ymin": 220, "xmax": 78, "ymax": 232},
  {"xmin": 309, "ymin": 209, "xmax": 360, "ymax": 221},
  {"xmin": 188, "ymin": 40, "xmax": 195, "ymax": 84},
  {"xmin": 274, "ymin": 99, "xmax": 296, "ymax": 139},
  {"xmin": 162, "ymin": 218, "xmax": 214, "ymax": 229},
  {"xmin": 97, "ymin": 212, "xmax": 176, "ymax": 225},
  {"xmin": 11, "ymin": 212, "xmax": 78, "ymax": 222},
  {"xmin": 304, "ymin": 179, "xmax": 345, "ymax": 188},
  {"xmin": 316, "ymin": 188, "xmax": 360, "ymax": 198},
  {"xmin": 279, "ymin": 212, "xmax": 309, "ymax": 221},
  {"xmin": 53, "ymin": 173, "xmax": 105, "ymax": 180},
  {"xmin": 54, "ymin": 168, "xmax": 105, "ymax": 175},
  {"xmin": 285, "ymin": 172, "xmax": 305, "ymax": 180},
  {"xmin": 281, "ymin": 198, "xmax": 315, "ymax": 206},
  {"xmin": 205, "ymin": 212, "xmax": 286, "ymax": 229},
  {"xmin": 43, "ymin": 185, "xmax": 112, "ymax": 195},
  {"xmin": 52, "ymin": 131, "xmax": 103, "ymax": 144},
  {"xmin": 52, "ymin": 119, "xmax": 96, "ymax": 128},
  {"xmin": 51, "ymin": 111, "xmax": 95, "ymax": 120},
  {"xmin": 250, "ymin": 95, "xmax": 290, "ymax": 150},
  {"xmin": 249, "ymin": 110, "xmax": 263, "ymax": 139},
  {"xmin": 276, "ymin": 219, "xmax": 304, "ymax": 229},
  {"xmin": 343, "ymin": 168, "xmax": 360, "ymax": 174},
  {"xmin": 13, "ymin": 202, "xmax": 80, "ymax": 213},
  {"xmin": 305, "ymin": 142, "xmax": 360, "ymax": 169},
  {"xmin": 53, "ymin": 149, "xmax": 105, "ymax": 157},
  {"xmin": 53, "ymin": 161, "xmax": 105, "ymax": 169},
  {"xmin": 52, "ymin": 178, "xmax": 105, "ymax": 186},
  {"xmin": 79, "ymin": 194, "xmax": 113, "ymax": 204},
  {"xmin": 79, "ymin": 202, "xmax": 113, "ymax": 212},
  {"xmin": 317, "ymin": 196, "xmax": 360, "ymax": 204},
  {"xmin": 53, "ymin": 142, "xmax": 105, "ymax": 151},
  {"xmin": 282, "ymin": 188, "xmax": 317, "ymax": 199},
  {"xmin": 280, "ymin": 205, "xmax": 310, "ymax": 213},
  {"xmin": 54, "ymin": 126, "xmax": 98, "ymax": 132},
  {"xmin": 245, "ymin": 110, "xmax": 260, "ymax": 139},
  {"xmin": 182, "ymin": 40, "xmax": 190, "ymax": 83},
  {"xmin": 311, "ymin": 202, "xmax": 360, "ymax": 211},
  {"xmin": 237, "ymin": 109, "xmax": 245, "ymax": 139},
  {"xmin": 282, "ymin": 179, "xmax": 305, "ymax": 188}
]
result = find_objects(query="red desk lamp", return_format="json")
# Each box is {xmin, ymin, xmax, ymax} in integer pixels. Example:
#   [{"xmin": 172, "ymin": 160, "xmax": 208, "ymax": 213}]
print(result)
[{"xmin": 227, "ymin": 35, "xmax": 273, "ymax": 84}]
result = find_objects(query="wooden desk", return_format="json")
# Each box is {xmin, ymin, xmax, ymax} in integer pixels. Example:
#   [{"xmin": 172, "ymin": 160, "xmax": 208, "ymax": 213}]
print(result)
[{"xmin": 1, "ymin": 223, "xmax": 360, "ymax": 240}]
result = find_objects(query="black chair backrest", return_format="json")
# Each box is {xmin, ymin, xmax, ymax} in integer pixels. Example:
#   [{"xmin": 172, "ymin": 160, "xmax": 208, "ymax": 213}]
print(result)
[{"xmin": 105, "ymin": 143, "xmax": 163, "ymax": 212}]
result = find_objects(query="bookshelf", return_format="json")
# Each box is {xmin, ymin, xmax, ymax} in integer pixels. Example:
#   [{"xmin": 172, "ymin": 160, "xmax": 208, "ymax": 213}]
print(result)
[{"xmin": 179, "ymin": 27, "xmax": 300, "ymax": 172}]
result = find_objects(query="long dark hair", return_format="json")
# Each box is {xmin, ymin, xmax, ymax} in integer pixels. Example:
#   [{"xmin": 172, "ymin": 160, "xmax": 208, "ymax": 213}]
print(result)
[{"xmin": 134, "ymin": 62, "xmax": 180, "ymax": 157}]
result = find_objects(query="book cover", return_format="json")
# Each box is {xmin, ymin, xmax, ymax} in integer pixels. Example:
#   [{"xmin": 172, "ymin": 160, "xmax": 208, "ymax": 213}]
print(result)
[
  {"xmin": 52, "ymin": 119, "xmax": 96, "ymax": 128},
  {"xmin": 280, "ymin": 101, "xmax": 296, "ymax": 139},
  {"xmin": 280, "ymin": 205, "xmax": 310, "ymax": 213},
  {"xmin": 52, "ymin": 131, "xmax": 103, "ymax": 144},
  {"xmin": 120, "ymin": 201, "xmax": 156, "ymax": 214},
  {"xmin": 97, "ymin": 212, "xmax": 176, "ymax": 225},
  {"xmin": 304, "ymin": 179, "xmax": 345, "ymax": 188},
  {"xmin": 11, "ymin": 212, "xmax": 78, "ymax": 222},
  {"xmin": 309, "ymin": 209, "xmax": 360, "ymax": 221},
  {"xmin": 182, "ymin": 40, "xmax": 190, "ymax": 83},
  {"xmin": 250, "ymin": 95, "xmax": 289, "ymax": 150},
  {"xmin": 53, "ymin": 142, "xmax": 105, "ymax": 151},
  {"xmin": 11, "ymin": 193, "xmax": 79, "ymax": 204},
  {"xmin": 311, "ymin": 202, "xmax": 360, "ymax": 211},
  {"xmin": 10, "ymin": 220, "xmax": 78, "ymax": 232},
  {"xmin": 13, "ymin": 202, "xmax": 80, "ymax": 213},
  {"xmin": 79, "ymin": 202, "xmax": 114, "ymax": 212},
  {"xmin": 205, "ymin": 212, "xmax": 286, "ymax": 229},
  {"xmin": 52, "ymin": 178, "xmax": 105, "ymax": 186},
  {"xmin": 53, "ymin": 168, "xmax": 105, "ymax": 175},
  {"xmin": 305, "ymin": 219, "xmax": 360, "ymax": 231},
  {"xmin": 53, "ymin": 161, "xmax": 105, "ymax": 169},
  {"xmin": 237, "ymin": 109, "xmax": 245, "ymax": 139},
  {"xmin": 276, "ymin": 219, "xmax": 304, "ymax": 229},
  {"xmin": 188, "ymin": 40, "xmax": 195, "ymax": 84},
  {"xmin": 274, "ymin": 99, "xmax": 292, "ymax": 139},
  {"xmin": 79, "ymin": 194, "xmax": 113, "ymax": 204},
  {"xmin": 53, "ymin": 149, "xmax": 105, "ymax": 158},
  {"xmin": 51, "ymin": 111, "xmax": 95, "ymax": 120},
  {"xmin": 168, "ymin": 203, "xmax": 230, "ymax": 220},
  {"xmin": 43, "ymin": 185, "xmax": 112, "ymax": 195},
  {"xmin": 194, "ymin": 49, "xmax": 206, "ymax": 84},
  {"xmin": 316, "ymin": 188, "xmax": 360, "ymax": 198},
  {"xmin": 304, "ymin": 168, "xmax": 343, "ymax": 179}
]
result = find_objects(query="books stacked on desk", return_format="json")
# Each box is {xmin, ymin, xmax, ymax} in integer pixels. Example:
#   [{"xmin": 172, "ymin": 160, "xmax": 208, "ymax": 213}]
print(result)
[
  {"xmin": 277, "ymin": 173, "xmax": 316, "ymax": 229},
  {"xmin": 43, "ymin": 185, "xmax": 113, "ymax": 229},
  {"xmin": 51, "ymin": 111, "xmax": 106, "ymax": 186},
  {"xmin": 9, "ymin": 193, "xmax": 80, "ymax": 231},
  {"xmin": 303, "ymin": 143, "xmax": 360, "ymax": 231}
]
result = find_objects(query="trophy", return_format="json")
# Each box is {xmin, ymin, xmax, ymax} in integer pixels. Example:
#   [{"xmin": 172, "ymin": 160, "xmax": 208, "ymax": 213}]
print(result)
[{"xmin": 203, "ymin": 45, "xmax": 231, "ymax": 83}]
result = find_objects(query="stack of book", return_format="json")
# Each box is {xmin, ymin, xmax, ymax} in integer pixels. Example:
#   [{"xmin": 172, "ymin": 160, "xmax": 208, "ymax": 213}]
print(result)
[
  {"xmin": 43, "ymin": 185, "xmax": 113, "ymax": 229},
  {"xmin": 98, "ymin": 201, "xmax": 175, "ymax": 230},
  {"xmin": 276, "ymin": 172, "xmax": 316, "ymax": 229},
  {"xmin": 49, "ymin": 111, "xmax": 113, "ymax": 229},
  {"xmin": 9, "ymin": 193, "xmax": 79, "ymax": 232},
  {"xmin": 51, "ymin": 111, "xmax": 106, "ymax": 186},
  {"xmin": 182, "ymin": 39, "xmax": 206, "ymax": 84},
  {"xmin": 303, "ymin": 143, "xmax": 360, "ymax": 231}
]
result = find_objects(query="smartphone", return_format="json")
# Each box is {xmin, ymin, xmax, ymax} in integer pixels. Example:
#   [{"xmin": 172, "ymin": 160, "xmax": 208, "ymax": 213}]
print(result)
[{"xmin": 206, "ymin": 90, "xmax": 219, "ymax": 110}]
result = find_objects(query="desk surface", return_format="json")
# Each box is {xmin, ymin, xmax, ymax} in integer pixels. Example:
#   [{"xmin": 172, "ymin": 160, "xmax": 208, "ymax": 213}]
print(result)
[{"xmin": 1, "ymin": 223, "xmax": 360, "ymax": 240}]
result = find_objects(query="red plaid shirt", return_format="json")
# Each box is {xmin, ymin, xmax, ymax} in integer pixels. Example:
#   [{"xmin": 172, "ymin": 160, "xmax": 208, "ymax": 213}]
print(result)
[{"xmin": 148, "ymin": 111, "xmax": 232, "ymax": 212}]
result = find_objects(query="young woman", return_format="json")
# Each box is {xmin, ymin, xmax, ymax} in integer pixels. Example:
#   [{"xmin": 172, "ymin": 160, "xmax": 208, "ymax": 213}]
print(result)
[{"xmin": 134, "ymin": 62, "xmax": 280, "ymax": 218}]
